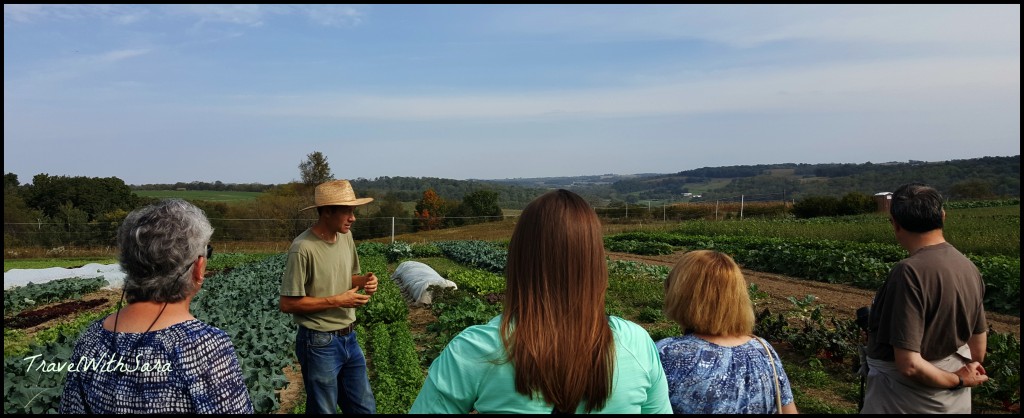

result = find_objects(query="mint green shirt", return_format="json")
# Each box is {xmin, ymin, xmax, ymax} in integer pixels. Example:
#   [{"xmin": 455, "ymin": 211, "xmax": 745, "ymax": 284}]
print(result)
[
  {"xmin": 410, "ymin": 315, "xmax": 672, "ymax": 414},
  {"xmin": 280, "ymin": 229, "xmax": 360, "ymax": 331}
]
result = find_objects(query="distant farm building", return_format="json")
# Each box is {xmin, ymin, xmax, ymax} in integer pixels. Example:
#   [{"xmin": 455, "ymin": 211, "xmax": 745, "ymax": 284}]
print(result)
[{"xmin": 873, "ymin": 192, "xmax": 892, "ymax": 212}]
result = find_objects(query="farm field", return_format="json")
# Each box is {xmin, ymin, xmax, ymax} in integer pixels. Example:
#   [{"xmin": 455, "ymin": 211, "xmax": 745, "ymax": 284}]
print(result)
[
  {"xmin": 4, "ymin": 206, "xmax": 1019, "ymax": 414},
  {"xmin": 133, "ymin": 189, "xmax": 263, "ymax": 203}
]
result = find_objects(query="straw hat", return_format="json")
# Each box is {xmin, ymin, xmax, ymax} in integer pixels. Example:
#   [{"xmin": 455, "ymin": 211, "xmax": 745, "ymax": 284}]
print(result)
[{"xmin": 300, "ymin": 179, "xmax": 374, "ymax": 211}]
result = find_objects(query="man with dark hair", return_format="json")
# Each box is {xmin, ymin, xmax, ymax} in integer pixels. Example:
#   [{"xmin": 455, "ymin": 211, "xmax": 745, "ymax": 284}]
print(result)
[
  {"xmin": 862, "ymin": 183, "xmax": 989, "ymax": 413},
  {"xmin": 280, "ymin": 179, "xmax": 379, "ymax": 414}
]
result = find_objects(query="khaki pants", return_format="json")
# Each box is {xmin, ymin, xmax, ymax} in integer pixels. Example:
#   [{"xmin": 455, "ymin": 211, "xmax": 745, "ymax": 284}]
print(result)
[{"xmin": 861, "ymin": 345, "xmax": 972, "ymax": 414}]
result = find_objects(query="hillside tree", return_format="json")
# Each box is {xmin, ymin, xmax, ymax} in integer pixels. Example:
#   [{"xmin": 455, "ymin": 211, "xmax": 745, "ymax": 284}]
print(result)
[
  {"xmin": 299, "ymin": 151, "xmax": 334, "ymax": 187},
  {"xmin": 414, "ymin": 188, "xmax": 447, "ymax": 231}
]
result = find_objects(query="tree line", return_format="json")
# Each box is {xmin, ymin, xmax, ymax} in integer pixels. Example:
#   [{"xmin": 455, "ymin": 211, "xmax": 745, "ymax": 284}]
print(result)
[{"xmin": 5, "ymin": 153, "xmax": 1018, "ymax": 248}]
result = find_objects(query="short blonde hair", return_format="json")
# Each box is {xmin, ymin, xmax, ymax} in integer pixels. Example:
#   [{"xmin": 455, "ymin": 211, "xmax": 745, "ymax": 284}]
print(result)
[{"xmin": 663, "ymin": 250, "xmax": 754, "ymax": 336}]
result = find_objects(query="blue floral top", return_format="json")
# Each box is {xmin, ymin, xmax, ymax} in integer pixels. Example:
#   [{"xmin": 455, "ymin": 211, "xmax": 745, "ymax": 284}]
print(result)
[
  {"xmin": 656, "ymin": 334, "xmax": 794, "ymax": 414},
  {"xmin": 59, "ymin": 319, "xmax": 253, "ymax": 414}
]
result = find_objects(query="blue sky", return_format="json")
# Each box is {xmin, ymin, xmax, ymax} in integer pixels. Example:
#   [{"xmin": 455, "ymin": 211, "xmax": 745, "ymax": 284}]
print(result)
[{"xmin": 3, "ymin": 4, "xmax": 1020, "ymax": 185}]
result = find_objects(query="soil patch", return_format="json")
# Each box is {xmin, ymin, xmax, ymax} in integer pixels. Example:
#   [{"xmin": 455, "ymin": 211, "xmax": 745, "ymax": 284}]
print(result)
[
  {"xmin": 275, "ymin": 363, "xmax": 304, "ymax": 414},
  {"xmin": 6, "ymin": 298, "xmax": 108, "ymax": 329}
]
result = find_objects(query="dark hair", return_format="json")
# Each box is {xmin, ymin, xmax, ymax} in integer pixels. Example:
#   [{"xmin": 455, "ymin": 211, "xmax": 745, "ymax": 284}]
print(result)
[
  {"xmin": 890, "ymin": 183, "xmax": 944, "ymax": 233},
  {"xmin": 502, "ymin": 189, "xmax": 614, "ymax": 413},
  {"xmin": 117, "ymin": 199, "xmax": 213, "ymax": 303}
]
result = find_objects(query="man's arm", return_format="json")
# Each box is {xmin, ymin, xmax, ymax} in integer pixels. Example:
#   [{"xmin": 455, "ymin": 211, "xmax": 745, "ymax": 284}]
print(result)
[
  {"xmin": 968, "ymin": 331, "xmax": 987, "ymax": 364},
  {"xmin": 279, "ymin": 289, "xmax": 369, "ymax": 314},
  {"xmin": 894, "ymin": 347, "xmax": 988, "ymax": 389}
]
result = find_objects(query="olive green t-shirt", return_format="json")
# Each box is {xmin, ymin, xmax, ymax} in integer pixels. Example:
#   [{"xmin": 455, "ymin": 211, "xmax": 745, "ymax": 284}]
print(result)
[{"xmin": 280, "ymin": 229, "xmax": 361, "ymax": 332}]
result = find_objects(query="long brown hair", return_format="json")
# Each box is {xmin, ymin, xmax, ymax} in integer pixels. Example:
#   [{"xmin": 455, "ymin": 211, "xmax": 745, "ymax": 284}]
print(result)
[{"xmin": 501, "ymin": 189, "xmax": 615, "ymax": 413}]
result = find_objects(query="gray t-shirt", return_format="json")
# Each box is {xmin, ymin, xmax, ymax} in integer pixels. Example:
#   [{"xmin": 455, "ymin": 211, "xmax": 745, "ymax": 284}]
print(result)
[{"xmin": 867, "ymin": 242, "xmax": 987, "ymax": 361}]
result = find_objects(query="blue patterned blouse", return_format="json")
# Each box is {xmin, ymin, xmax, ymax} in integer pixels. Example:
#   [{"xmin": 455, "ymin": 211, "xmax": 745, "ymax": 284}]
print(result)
[
  {"xmin": 656, "ymin": 334, "xmax": 794, "ymax": 414},
  {"xmin": 59, "ymin": 319, "xmax": 253, "ymax": 414}
]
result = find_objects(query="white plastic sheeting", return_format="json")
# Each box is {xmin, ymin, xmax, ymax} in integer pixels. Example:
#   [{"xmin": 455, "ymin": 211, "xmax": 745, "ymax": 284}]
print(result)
[
  {"xmin": 390, "ymin": 261, "xmax": 457, "ymax": 306},
  {"xmin": 4, "ymin": 263, "xmax": 126, "ymax": 290}
]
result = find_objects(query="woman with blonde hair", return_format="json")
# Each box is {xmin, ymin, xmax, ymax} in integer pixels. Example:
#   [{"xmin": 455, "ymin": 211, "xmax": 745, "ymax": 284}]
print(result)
[
  {"xmin": 410, "ymin": 189, "xmax": 671, "ymax": 413},
  {"xmin": 657, "ymin": 250, "xmax": 797, "ymax": 414}
]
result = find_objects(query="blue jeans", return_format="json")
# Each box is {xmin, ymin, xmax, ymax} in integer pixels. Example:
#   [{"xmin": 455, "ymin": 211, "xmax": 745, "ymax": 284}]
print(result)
[{"xmin": 295, "ymin": 326, "xmax": 376, "ymax": 414}]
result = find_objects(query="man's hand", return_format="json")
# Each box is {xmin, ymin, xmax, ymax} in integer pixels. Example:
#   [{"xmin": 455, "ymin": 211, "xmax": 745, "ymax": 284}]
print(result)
[
  {"xmin": 956, "ymin": 362, "xmax": 989, "ymax": 388},
  {"xmin": 331, "ymin": 288, "xmax": 371, "ymax": 308},
  {"xmin": 362, "ymin": 272, "xmax": 378, "ymax": 296}
]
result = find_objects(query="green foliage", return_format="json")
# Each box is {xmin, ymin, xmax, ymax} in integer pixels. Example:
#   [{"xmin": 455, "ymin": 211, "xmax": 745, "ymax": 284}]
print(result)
[
  {"xmin": 434, "ymin": 240, "xmax": 507, "ymax": 273},
  {"xmin": 604, "ymin": 238, "xmax": 674, "ymax": 255},
  {"xmin": 410, "ymin": 242, "xmax": 443, "ymax": 258},
  {"xmin": 359, "ymin": 255, "xmax": 409, "ymax": 325},
  {"xmin": 605, "ymin": 230, "xmax": 1019, "ymax": 315},
  {"xmin": 366, "ymin": 322, "xmax": 425, "ymax": 414},
  {"xmin": 446, "ymin": 189, "xmax": 504, "ymax": 227},
  {"xmin": 4, "ymin": 257, "xmax": 117, "ymax": 272},
  {"xmin": 3, "ymin": 329, "xmax": 30, "ymax": 358},
  {"xmin": 205, "ymin": 252, "xmax": 277, "ymax": 272},
  {"xmin": 974, "ymin": 330, "xmax": 1020, "ymax": 412},
  {"xmin": 606, "ymin": 260, "xmax": 669, "ymax": 325},
  {"xmin": 445, "ymin": 269, "xmax": 505, "ymax": 296},
  {"xmin": 838, "ymin": 192, "xmax": 876, "ymax": 216},
  {"xmin": 22, "ymin": 174, "xmax": 139, "ymax": 222},
  {"xmin": 191, "ymin": 254, "xmax": 295, "ymax": 414},
  {"xmin": 132, "ymin": 190, "xmax": 263, "ymax": 203},
  {"xmin": 4, "ymin": 277, "xmax": 108, "ymax": 316},
  {"xmin": 3, "ymin": 327, "xmax": 78, "ymax": 413},
  {"xmin": 607, "ymin": 259, "xmax": 671, "ymax": 280},
  {"xmin": 298, "ymin": 151, "xmax": 334, "ymax": 187},
  {"xmin": 425, "ymin": 287, "xmax": 502, "ymax": 366},
  {"xmin": 793, "ymin": 195, "xmax": 841, "ymax": 218},
  {"xmin": 386, "ymin": 242, "xmax": 413, "ymax": 263}
]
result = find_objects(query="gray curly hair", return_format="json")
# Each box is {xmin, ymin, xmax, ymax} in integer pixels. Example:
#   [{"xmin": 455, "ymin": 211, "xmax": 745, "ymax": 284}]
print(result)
[{"xmin": 117, "ymin": 199, "xmax": 214, "ymax": 303}]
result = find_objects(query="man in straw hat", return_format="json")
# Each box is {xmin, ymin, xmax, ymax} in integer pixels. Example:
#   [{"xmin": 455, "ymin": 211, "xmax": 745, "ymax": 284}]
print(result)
[{"xmin": 280, "ymin": 179, "xmax": 379, "ymax": 414}]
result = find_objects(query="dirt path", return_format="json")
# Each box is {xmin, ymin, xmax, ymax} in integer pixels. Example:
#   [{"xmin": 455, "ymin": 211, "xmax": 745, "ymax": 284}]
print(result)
[{"xmin": 606, "ymin": 251, "xmax": 1020, "ymax": 338}]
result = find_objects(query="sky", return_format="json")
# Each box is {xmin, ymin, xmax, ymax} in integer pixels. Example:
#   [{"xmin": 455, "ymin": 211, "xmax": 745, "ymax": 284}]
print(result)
[{"xmin": 3, "ymin": 4, "xmax": 1020, "ymax": 186}]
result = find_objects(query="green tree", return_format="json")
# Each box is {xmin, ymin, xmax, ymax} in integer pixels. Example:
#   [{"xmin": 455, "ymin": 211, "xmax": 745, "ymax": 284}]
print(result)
[
  {"xmin": 4, "ymin": 173, "xmax": 44, "ymax": 246},
  {"xmin": 838, "ymin": 192, "xmax": 875, "ymax": 216},
  {"xmin": 299, "ymin": 151, "xmax": 334, "ymax": 187},
  {"xmin": 949, "ymin": 179, "xmax": 996, "ymax": 200},
  {"xmin": 793, "ymin": 195, "xmax": 841, "ymax": 218},
  {"xmin": 23, "ymin": 174, "xmax": 138, "ymax": 222}
]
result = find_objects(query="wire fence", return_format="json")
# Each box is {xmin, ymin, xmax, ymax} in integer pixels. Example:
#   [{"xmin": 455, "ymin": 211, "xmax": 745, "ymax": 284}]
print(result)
[{"xmin": 4, "ymin": 195, "xmax": 793, "ymax": 248}]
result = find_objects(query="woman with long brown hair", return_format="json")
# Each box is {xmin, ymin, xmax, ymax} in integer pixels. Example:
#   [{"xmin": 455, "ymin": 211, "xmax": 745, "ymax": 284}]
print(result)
[{"xmin": 410, "ymin": 189, "xmax": 671, "ymax": 413}]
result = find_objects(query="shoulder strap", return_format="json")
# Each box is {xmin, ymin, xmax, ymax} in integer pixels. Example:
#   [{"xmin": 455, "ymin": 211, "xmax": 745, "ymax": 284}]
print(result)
[{"xmin": 753, "ymin": 335, "xmax": 783, "ymax": 413}]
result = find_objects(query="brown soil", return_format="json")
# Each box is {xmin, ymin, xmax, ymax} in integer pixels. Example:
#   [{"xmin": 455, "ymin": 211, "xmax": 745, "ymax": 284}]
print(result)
[
  {"xmin": 275, "ymin": 363, "xmax": 304, "ymax": 414},
  {"xmin": 5, "ymin": 288, "xmax": 122, "ymax": 331}
]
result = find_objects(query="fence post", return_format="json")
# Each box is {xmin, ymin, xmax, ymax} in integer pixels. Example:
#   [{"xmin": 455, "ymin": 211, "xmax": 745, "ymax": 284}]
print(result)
[
  {"xmin": 740, "ymin": 195, "xmax": 745, "ymax": 220},
  {"xmin": 391, "ymin": 217, "xmax": 395, "ymax": 244}
]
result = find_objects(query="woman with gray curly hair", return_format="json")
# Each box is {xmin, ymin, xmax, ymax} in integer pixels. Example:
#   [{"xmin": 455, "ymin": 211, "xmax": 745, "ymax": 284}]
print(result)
[{"xmin": 60, "ymin": 199, "xmax": 253, "ymax": 414}]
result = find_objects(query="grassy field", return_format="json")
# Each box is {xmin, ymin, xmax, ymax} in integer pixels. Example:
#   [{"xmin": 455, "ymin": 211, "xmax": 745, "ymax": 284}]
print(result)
[{"xmin": 133, "ymin": 190, "xmax": 263, "ymax": 202}]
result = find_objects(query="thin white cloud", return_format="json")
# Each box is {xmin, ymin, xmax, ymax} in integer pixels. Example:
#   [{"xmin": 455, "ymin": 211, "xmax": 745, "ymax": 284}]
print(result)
[
  {"xmin": 4, "ymin": 48, "xmax": 152, "ymax": 93},
  {"xmin": 228, "ymin": 56, "xmax": 1018, "ymax": 121},
  {"xmin": 96, "ymin": 48, "xmax": 151, "ymax": 64},
  {"xmin": 4, "ymin": 4, "xmax": 365, "ymax": 28},
  {"xmin": 488, "ymin": 4, "xmax": 1019, "ymax": 49},
  {"xmin": 4, "ymin": 4, "xmax": 135, "ymax": 26}
]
